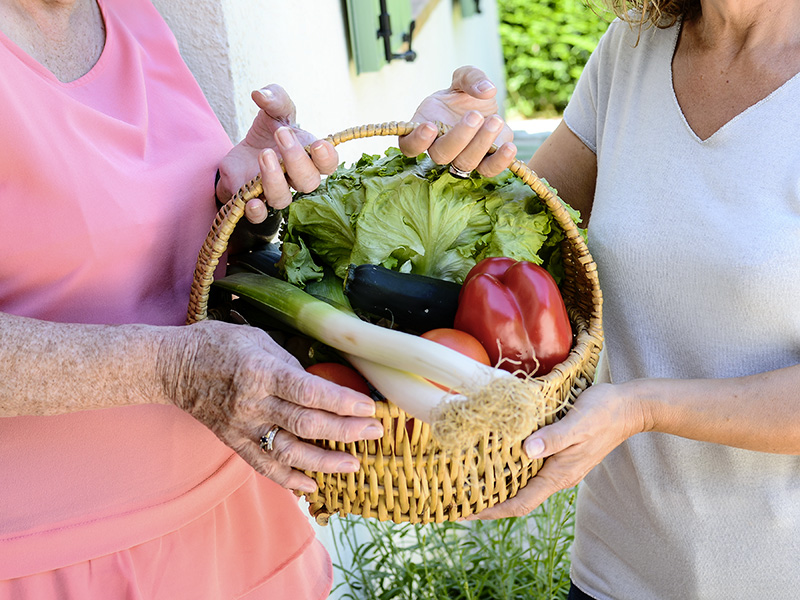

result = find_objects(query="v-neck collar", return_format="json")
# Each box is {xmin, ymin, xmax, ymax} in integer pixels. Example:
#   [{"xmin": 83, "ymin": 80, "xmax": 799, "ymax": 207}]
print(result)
[
  {"xmin": 668, "ymin": 17, "xmax": 800, "ymax": 143},
  {"xmin": 0, "ymin": 0, "xmax": 110, "ymax": 87}
]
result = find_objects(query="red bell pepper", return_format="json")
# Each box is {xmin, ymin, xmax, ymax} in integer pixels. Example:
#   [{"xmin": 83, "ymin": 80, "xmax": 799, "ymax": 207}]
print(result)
[{"xmin": 454, "ymin": 257, "xmax": 572, "ymax": 376}]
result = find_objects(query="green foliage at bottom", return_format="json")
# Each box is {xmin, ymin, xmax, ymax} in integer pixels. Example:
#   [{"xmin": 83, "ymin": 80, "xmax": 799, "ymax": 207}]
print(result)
[{"xmin": 330, "ymin": 487, "xmax": 577, "ymax": 600}]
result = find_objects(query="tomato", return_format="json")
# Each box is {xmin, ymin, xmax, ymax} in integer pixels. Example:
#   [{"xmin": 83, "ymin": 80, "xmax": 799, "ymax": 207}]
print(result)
[
  {"xmin": 421, "ymin": 328, "xmax": 492, "ymax": 365},
  {"xmin": 421, "ymin": 328, "xmax": 491, "ymax": 390},
  {"xmin": 455, "ymin": 257, "xmax": 572, "ymax": 376},
  {"xmin": 306, "ymin": 362, "xmax": 371, "ymax": 395}
]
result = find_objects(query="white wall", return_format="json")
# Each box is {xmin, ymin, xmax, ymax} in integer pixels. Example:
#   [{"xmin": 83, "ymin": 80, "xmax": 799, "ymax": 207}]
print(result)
[{"xmin": 153, "ymin": 0, "xmax": 506, "ymax": 164}]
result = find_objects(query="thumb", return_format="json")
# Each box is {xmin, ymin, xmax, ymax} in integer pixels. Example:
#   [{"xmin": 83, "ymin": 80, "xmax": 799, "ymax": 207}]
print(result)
[
  {"xmin": 251, "ymin": 84, "xmax": 296, "ymax": 122},
  {"xmin": 450, "ymin": 65, "xmax": 497, "ymax": 99},
  {"xmin": 523, "ymin": 417, "xmax": 574, "ymax": 460}
]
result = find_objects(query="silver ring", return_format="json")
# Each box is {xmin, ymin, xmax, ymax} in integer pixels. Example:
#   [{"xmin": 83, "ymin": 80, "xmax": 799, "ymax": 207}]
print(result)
[
  {"xmin": 259, "ymin": 425, "xmax": 281, "ymax": 453},
  {"xmin": 448, "ymin": 164, "xmax": 472, "ymax": 179}
]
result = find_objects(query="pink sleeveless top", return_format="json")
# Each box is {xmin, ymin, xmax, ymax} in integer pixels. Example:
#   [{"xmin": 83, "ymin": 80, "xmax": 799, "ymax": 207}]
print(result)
[{"xmin": 0, "ymin": 1, "xmax": 331, "ymax": 596}]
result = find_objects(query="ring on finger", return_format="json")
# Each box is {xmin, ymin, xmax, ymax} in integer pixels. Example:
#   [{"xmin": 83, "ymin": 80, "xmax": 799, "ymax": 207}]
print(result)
[
  {"xmin": 449, "ymin": 164, "xmax": 472, "ymax": 179},
  {"xmin": 259, "ymin": 424, "xmax": 282, "ymax": 453}
]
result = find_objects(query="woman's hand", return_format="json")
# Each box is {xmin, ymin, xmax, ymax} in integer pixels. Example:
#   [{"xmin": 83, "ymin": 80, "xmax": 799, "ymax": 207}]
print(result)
[
  {"xmin": 466, "ymin": 382, "xmax": 649, "ymax": 520},
  {"xmin": 216, "ymin": 84, "xmax": 339, "ymax": 225},
  {"xmin": 158, "ymin": 320, "xmax": 383, "ymax": 493},
  {"xmin": 399, "ymin": 66, "xmax": 517, "ymax": 177}
]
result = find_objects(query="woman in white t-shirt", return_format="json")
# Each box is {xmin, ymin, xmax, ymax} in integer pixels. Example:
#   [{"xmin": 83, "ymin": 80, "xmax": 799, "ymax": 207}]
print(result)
[{"xmin": 401, "ymin": 1, "xmax": 800, "ymax": 598}]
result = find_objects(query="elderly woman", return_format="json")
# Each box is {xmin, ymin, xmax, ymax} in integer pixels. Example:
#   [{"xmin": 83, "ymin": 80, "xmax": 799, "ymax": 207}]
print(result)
[
  {"xmin": 401, "ymin": 0, "xmax": 800, "ymax": 598},
  {"xmin": 0, "ymin": 0, "xmax": 516, "ymax": 596},
  {"xmin": 0, "ymin": 0, "xmax": 382, "ymax": 597}
]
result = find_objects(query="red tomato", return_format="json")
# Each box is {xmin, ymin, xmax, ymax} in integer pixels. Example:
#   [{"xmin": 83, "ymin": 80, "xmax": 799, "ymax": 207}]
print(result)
[
  {"xmin": 421, "ymin": 328, "xmax": 492, "ymax": 365},
  {"xmin": 421, "ymin": 328, "xmax": 492, "ymax": 390},
  {"xmin": 306, "ymin": 362, "xmax": 371, "ymax": 395}
]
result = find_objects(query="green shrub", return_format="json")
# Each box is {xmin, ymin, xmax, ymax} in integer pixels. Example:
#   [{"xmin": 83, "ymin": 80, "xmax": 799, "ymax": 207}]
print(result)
[
  {"xmin": 499, "ymin": 0, "xmax": 613, "ymax": 118},
  {"xmin": 330, "ymin": 487, "xmax": 577, "ymax": 599}
]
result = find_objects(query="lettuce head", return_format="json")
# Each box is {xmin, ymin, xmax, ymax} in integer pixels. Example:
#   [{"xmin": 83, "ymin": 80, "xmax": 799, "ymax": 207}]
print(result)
[{"xmin": 280, "ymin": 148, "xmax": 582, "ymax": 287}]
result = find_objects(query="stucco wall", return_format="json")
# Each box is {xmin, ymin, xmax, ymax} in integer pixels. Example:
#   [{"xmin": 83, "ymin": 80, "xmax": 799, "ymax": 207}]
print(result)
[{"xmin": 152, "ymin": 0, "xmax": 505, "ymax": 164}]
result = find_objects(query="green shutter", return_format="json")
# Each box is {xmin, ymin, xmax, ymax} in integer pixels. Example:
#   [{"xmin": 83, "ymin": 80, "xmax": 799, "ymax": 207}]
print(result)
[
  {"xmin": 387, "ymin": 0, "xmax": 412, "ymax": 56},
  {"xmin": 345, "ymin": 0, "xmax": 384, "ymax": 74},
  {"xmin": 460, "ymin": 0, "xmax": 480, "ymax": 17},
  {"xmin": 344, "ymin": 0, "xmax": 414, "ymax": 74}
]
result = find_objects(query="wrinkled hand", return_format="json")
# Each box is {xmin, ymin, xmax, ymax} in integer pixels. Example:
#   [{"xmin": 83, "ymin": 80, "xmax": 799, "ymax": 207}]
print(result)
[
  {"xmin": 216, "ymin": 84, "xmax": 339, "ymax": 224},
  {"xmin": 466, "ymin": 383, "xmax": 648, "ymax": 520},
  {"xmin": 399, "ymin": 66, "xmax": 517, "ymax": 177},
  {"xmin": 158, "ymin": 320, "xmax": 383, "ymax": 493}
]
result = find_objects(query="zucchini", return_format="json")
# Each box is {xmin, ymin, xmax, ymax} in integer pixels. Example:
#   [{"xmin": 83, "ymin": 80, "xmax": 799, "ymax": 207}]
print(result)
[{"xmin": 344, "ymin": 264, "xmax": 461, "ymax": 334}]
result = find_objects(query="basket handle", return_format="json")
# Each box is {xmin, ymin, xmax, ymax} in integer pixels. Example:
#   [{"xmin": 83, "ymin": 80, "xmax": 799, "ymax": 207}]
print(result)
[{"xmin": 187, "ymin": 120, "xmax": 599, "ymax": 325}]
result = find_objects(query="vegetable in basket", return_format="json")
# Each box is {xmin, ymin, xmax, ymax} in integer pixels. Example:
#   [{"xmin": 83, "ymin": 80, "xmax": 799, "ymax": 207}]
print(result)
[
  {"xmin": 455, "ymin": 257, "xmax": 572, "ymax": 376},
  {"xmin": 280, "ymin": 148, "xmax": 582, "ymax": 290},
  {"xmin": 212, "ymin": 148, "xmax": 587, "ymax": 448},
  {"xmin": 213, "ymin": 270, "xmax": 574, "ymax": 451},
  {"xmin": 420, "ymin": 328, "xmax": 492, "ymax": 390},
  {"xmin": 306, "ymin": 362, "xmax": 371, "ymax": 396},
  {"xmin": 213, "ymin": 271, "xmax": 510, "ymax": 426},
  {"xmin": 344, "ymin": 263, "xmax": 462, "ymax": 333}
]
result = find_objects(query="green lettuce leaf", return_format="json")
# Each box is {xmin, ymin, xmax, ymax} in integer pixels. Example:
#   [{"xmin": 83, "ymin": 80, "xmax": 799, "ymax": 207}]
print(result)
[{"xmin": 281, "ymin": 148, "xmax": 583, "ymax": 287}]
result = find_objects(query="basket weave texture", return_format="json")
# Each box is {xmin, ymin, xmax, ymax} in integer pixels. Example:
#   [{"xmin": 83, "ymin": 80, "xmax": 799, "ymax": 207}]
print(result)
[{"xmin": 187, "ymin": 122, "xmax": 603, "ymax": 525}]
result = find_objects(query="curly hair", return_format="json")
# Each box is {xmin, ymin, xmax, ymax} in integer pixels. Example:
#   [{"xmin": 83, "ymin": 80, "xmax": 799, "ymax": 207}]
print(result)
[{"xmin": 603, "ymin": 0, "xmax": 701, "ymax": 28}]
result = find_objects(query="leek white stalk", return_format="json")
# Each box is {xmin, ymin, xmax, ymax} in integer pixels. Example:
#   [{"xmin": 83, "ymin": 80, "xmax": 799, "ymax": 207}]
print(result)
[
  {"xmin": 343, "ymin": 353, "xmax": 463, "ymax": 423},
  {"xmin": 215, "ymin": 272, "xmax": 511, "ymax": 393}
]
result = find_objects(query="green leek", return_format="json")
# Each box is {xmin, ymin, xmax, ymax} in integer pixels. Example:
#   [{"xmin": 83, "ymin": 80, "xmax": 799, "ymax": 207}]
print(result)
[{"xmin": 213, "ymin": 272, "xmax": 510, "ymax": 396}]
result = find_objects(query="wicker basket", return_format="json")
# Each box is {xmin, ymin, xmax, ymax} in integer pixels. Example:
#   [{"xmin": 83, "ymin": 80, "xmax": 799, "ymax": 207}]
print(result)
[{"xmin": 187, "ymin": 121, "xmax": 603, "ymax": 525}]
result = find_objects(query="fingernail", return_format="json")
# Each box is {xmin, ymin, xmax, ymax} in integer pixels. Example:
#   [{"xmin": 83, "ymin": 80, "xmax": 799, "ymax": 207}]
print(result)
[
  {"xmin": 338, "ymin": 460, "xmax": 360, "ymax": 473},
  {"xmin": 360, "ymin": 424, "xmax": 383, "ymax": 439},
  {"xmin": 259, "ymin": 88, "xmax": 275, "ymax": 102},
  {"xmin": 261, "ymin": 148, "xmax": 280, "ymax": 171},
  {"xmin": 275, "ymin": 127, "xmax": 296, "ymax": 149},
  {"xmin": 486, "ymin": 115, "xmax": 503, "ymax": 133},
  {"xmin": 465, "ymin": 111, "xmax": 482, "ymax": 127},
  {"xmin": 524, "ymin": 437, "xmax": 545, "ymax": 459},
  {"xmin": 354, "ymin": 401, "xmax": 375, "ymax": 417},
  {"xmin": 423, "ymin": 122, "xmax": 438, "ymax": 136},
  {"xmin": 245, "ymin": 200, "xmax": 267, "ymax": 224},
  {"xmin": 310, "ymin": 140, "xmax": 331, "ymax": 157},
  {"xmin": 476, "ymin": 80, "xmax": 495, "ymax": 93},
  {"xmin": 298, "ymin": 482, "xmax": 317, "ymax": 494}
]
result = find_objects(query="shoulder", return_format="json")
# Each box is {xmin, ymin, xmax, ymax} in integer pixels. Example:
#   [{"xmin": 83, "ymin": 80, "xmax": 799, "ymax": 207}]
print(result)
[{"xmin": 593, "ymin": 17, "xmax": 679, "ymax": 66}]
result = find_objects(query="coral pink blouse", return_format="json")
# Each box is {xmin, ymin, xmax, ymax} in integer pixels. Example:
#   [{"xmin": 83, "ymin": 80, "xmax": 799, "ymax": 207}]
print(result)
[{"xmin": 0, "ymin": 1, "xmax": 331, "ymax": 596}]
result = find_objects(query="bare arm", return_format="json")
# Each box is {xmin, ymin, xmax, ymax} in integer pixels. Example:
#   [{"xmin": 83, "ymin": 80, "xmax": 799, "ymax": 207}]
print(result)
[
  {"xmin": 0, "ymin": 312, "xmax": 383, "ymax": 492},
  {"xmin": 0, "ymin": 312, "xmax": 166, "ymax": 416},
  {"xmin": 634, "ymin": 367, "xmax": 800, "ymax": 454},
  {"xmin": 528, "ymin": 120, "xmax": 597, "ymax": 227}
]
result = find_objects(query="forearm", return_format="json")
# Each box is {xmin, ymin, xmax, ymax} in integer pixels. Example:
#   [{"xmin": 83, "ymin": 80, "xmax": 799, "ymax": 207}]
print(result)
[
  {"xmin": 0, "ymin": 312, "xmax": 169, "ymax": 417},
  {"xmin": 630, "ymin": 364, "xmax": 800, "ymax": 454}
]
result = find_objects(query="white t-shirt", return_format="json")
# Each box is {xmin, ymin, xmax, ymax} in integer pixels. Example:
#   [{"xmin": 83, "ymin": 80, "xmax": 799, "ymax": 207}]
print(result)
[{"xmin": 563, "ymin": 17, "xmax": 800, "ymax": 600}]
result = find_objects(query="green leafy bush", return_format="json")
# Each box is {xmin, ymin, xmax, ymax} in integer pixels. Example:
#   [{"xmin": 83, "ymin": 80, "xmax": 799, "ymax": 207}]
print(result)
[
  {"xmin": 330, "ymin": 487, "xmax": 577, "ymax": 599},
  {"xmin": 499, "ymin": 0, "xmax": 613, "ymax": 118}
]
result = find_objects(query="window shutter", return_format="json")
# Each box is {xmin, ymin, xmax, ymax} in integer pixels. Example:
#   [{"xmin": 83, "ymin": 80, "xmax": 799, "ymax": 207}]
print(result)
[
  {"xmin": 460, "ymin": 0, "xmax": 481, "ymax": 17},
  {"xmin": 386, "ymin": 0, "xmax": 413, "ymax": 56},
  {"xmin": 345, "ymin": 0, "xmax": 384, "ymax": 74},
  {"xmin": 345, "ymin": 0, "xmax": 414, "ymax": 74}
]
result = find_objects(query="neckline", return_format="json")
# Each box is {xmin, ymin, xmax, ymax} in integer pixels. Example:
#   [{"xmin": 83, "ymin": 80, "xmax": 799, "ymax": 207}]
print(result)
[
  {"xmin": 668, "ymin": 18, "xmax": 800, "ymax": 143},
  {"xmin": 0, "ymin": 0, "xmax": 111, "ymax": 88}
]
